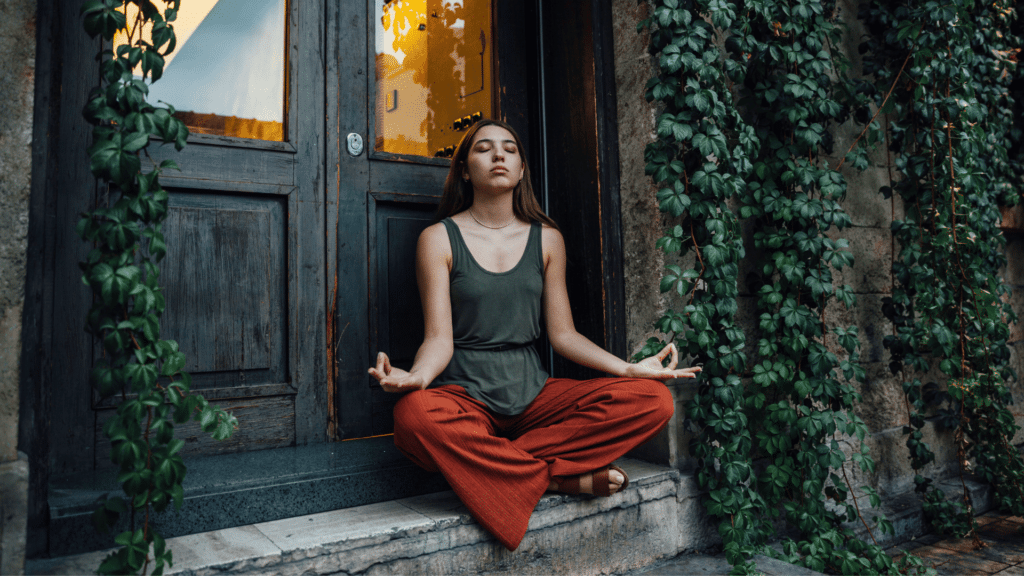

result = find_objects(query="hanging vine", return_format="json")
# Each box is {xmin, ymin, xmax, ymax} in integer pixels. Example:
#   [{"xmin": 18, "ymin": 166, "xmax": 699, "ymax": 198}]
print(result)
[
  {"xmin": 728, "ymin": 1, "xmax": 900, "ymax": 573},
  {"xmin": 78, "ymin": 1, "xmax": 237, "ymax": 574},
  {"xmin": 637, "ymin": 1, "xmax": 931, "ymax": 574},
  {"xmin": 636, "ymin": 0, "xmax": 762, "ymax": 571},
  {"xmin": 860, "ymin": 0, "xmax": 1024, "ymax": 539}
]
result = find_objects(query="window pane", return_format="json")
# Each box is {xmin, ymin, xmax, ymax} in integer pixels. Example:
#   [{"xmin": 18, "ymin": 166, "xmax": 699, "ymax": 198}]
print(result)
[
  {"xmin": 115, "ymin": 0, "xmax": 287, "ymax": 142},
  {"xmin": 375, "ymin": 0, "xmax": 493, "ymax": 158}
]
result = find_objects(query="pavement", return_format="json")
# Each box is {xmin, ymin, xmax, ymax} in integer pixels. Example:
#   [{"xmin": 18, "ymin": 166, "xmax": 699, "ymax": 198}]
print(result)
[
  {"xmin": 631, "ymin": 553, "xmax": 825, "ymax": 575},
  {"xmin": 627, "ymin": 511, "xmax": 1024, "ymax": 576},
  {"xmin": 888, "ymin": 511, "xmax": 1024, "ymax": 576}
]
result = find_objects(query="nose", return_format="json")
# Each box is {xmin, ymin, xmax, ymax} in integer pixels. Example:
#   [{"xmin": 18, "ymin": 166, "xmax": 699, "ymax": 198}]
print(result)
[{"xmin": 492, "ymin": 147, "xmax": 505, "ymax": 160}]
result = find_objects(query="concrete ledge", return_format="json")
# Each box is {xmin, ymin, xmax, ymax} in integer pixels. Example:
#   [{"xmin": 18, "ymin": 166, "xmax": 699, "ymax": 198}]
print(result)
[{"xmin": 29, "ymin": 459, "xmax": 715, "ymax": 576}]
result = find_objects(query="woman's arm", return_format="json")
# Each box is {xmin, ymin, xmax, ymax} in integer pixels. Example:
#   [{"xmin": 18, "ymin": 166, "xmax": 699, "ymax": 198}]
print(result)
[
  {"xmin": 541, "ymin": 226, "xmax": 701, "ymax": 380},
  {"xmin": 369, "ymin": 223, "xmax": 455, "ymax": 392}
]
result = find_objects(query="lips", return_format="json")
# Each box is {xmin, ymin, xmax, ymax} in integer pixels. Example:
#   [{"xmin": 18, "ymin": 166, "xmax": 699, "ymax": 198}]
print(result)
[{"xmin": 491, "ymin": 167, "xmax": 508, "ymax": 174}]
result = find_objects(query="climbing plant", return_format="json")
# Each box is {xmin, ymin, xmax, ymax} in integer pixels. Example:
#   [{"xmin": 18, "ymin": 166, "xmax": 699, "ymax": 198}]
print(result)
[
  {"xmin": 635, "ymin": 0, "xmax": 762, "ymax": 571},
  {"xmin": 635, "ymin": 1, "xmax": 929, "ymax": 574},
  {"xmin": 859, "ymin": 0, "xmax": 1024, "ymax": 539},
  {"xmin": 726, "ymin": 2, "xmax": 904, "ymax": 573},
  {"xmin": 78, "ymin": 1, "xmax": 237, "ymax": 574}
]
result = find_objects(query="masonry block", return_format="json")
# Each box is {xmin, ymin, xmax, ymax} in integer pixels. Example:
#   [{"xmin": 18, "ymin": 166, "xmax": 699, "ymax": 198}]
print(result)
[
  {"xmin": 826, "ymin": 226, "xmax": 893, "ymax": 295},
  {"xmin": 675, "ymin": 475, "xmax": 720, "ymax": 553},
  {"xmin": 836, "ymin": 164, "xmax": 896, "ymax": 228},
  {"xmin": 1005, "ymin": 288, "xmax": 1024, "ymax": 345},
  {"xmin": 861, "ymin": 422, "xmax": 958, "ymax": 497},
  {"xmin": 0, "ymin": 454, "xmax": 29, "ymax": 576},
  {"xmin": 630, "ymin": 379, "xmax": 698, "ymax": 471},
  {"xmin": 825, "ymin": 294, "xmax": 891, "ymax": 363},
  {"xmin": 1002, "ymin": 238, "xmax": 1024, "ymax": 288},
  {"xmin": 848, "ymin": 362, "xmax": 911, "ymax": 433}
]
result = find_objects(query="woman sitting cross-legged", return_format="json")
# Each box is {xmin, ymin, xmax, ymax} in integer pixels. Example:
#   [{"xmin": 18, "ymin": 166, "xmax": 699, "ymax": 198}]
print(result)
[{"xmin": 368, "ymin": 119, "xmax": 701, "ymax": 551}]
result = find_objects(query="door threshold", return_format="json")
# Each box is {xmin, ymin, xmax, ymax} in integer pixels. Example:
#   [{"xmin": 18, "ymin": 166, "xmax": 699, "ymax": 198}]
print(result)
[{"xmin": 45, "ymin": 436, "xmax": 448, "ymax": 558}]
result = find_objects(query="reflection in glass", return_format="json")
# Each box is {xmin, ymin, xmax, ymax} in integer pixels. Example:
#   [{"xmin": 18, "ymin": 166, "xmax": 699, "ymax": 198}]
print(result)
[
  {"xmin": 115, "ymin": 0, "xmax": 286, "ymax": 141},
  {"xmin": 375, "ymin": 0, "xmax": 492, "ymax": 158}
]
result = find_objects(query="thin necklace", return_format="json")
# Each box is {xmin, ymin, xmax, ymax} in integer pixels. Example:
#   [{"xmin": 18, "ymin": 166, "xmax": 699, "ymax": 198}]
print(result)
[{"xmin": 468, "ymin": 209, "xmax": 516, "ymax": 230}]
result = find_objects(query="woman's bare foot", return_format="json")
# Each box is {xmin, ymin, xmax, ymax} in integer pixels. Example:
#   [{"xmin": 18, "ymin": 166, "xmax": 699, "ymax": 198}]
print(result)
[{"xmin": 548, "ymin": 468, "xmax": 625, "ymax": 495}]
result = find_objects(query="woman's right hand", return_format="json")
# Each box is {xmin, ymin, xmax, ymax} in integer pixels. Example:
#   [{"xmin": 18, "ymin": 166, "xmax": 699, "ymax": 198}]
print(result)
[{"xmin": 368, "ymin": 352, "xmax": 427, "ymax": 393}]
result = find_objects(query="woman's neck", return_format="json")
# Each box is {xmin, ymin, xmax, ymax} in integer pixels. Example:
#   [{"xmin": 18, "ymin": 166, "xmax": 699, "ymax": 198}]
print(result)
[{"xmin": 469, "ymin": 192, "xmax": 516, "ymax": 226}]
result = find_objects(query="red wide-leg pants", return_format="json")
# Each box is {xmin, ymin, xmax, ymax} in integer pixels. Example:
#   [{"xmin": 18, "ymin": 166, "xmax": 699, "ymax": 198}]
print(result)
[{"xmin": 392, "ymin": 377, "xmax": 674, "ymax": 551}]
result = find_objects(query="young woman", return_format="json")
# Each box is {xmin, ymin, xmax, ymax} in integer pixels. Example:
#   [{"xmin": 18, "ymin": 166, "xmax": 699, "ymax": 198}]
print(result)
[{"xmin": 368, "ymin": 119, "xmax": 701, "ymax": 551}]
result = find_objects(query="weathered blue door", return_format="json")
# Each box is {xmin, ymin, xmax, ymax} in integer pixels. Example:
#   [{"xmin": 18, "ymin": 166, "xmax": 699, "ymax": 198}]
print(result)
[{"xmin": 42, "ymin": 0, "xmax": 329, "ymax": 472}]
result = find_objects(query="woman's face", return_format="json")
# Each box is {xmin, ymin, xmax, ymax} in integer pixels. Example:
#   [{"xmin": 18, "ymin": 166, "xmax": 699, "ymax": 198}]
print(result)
[{"xmin": 463, "ymin": 125, "xmax": 525, "ymax": 193}]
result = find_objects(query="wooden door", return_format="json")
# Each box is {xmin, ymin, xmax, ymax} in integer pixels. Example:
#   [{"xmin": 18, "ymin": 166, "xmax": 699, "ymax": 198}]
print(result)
[
  {"xmin": 84, "ymin": 0, "xmax": 328, "ymax": 464},
  {"xmin": 329, "ymin": 0, "xmax": 542, "ymax": 439}
]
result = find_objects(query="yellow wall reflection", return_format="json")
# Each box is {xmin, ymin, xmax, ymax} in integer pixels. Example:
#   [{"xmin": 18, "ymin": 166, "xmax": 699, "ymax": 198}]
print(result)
[{"xmin": 375, "ymin": 0, "xmax": 492, "ymax": 158}]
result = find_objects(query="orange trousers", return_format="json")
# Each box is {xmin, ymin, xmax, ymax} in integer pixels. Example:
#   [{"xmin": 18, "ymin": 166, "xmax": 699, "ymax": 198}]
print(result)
[{"xmin": 393, "ymin": 377, "xmax": 674, "ymax": 550}]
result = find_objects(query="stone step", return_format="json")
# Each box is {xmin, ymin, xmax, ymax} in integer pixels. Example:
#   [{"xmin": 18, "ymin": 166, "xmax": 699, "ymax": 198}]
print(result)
[
  {"xmin": 29, "ymin": 459, "xmax": 716, "ymax": 576},
  {"xmin": 846, "ymin": 477, "xmax": 994, "ymax": 548},
  {"xmin": 46, "ymin": 437, "xmax": 449, "ymax": 557},
  {"xmin": 33, "ymin": 453, "xmax": 995, "ymax": 575}
]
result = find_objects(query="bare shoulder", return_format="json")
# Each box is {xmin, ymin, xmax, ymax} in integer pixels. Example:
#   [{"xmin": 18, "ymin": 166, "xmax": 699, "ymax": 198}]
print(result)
[
  {"xmin": 540, "ymin": 224, "xmax": 565, "ymax": 268},
  {"xmin": 540, "ymin": 224, "xmax": 564, "ymax": 250},
  {"xmin": 418, "ymin": 222, "xmax": 452, "ymax": 261},
  {"xmin": 419, "ymin": 221, "xmax": 450, "ymax": 246}
]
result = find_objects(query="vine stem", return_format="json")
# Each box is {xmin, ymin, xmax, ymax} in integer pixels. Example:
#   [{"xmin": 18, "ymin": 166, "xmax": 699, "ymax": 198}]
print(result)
[
  {"xmin": 142, "ymin": 403, "xmax": 153, "ymax": 573},
  {"xmin": 687, "ymin": 219, "xmax": 706, "ymax": 305},
  {"xmin": 834, "ymin": 24, "xmax": 923, "ymax": 172},
  {"xmin": 839, "ymin": 457, "xmax": 881, "ymax": 547}
]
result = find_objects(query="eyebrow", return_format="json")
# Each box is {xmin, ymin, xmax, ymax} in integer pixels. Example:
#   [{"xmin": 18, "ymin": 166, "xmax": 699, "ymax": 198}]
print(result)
[{"xmin": 473, "ymin": 138, "xmax": 517, "ymax": 145}]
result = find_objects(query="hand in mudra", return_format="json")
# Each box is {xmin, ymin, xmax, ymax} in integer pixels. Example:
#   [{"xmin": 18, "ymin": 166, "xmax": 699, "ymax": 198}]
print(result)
[
  {"xmin": 626, "ymin": 343, "xmax": 701, "ymax": 380},
  {"xmin": 368, "ymin": 352, "xmax": 427, "ymax": 393}
]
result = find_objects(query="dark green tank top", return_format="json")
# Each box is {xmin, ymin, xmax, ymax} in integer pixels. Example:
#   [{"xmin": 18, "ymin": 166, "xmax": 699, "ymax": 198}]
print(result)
[{"xmin": 433, "ymin": 217, "xmax": 549, "ymax": 415}]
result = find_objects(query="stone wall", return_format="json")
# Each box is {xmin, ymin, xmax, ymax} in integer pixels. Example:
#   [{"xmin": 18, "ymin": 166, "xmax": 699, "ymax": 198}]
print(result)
[
  {"xmin": 0, "ymin": 0, "xmax": 37, "ymax": 572},
  {"xmin": 612, "ymin": 0, "xmax": 1022, "ymax": 507}
]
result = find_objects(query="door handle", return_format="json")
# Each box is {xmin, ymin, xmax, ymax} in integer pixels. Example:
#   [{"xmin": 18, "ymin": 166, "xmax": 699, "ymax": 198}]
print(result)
[{"xmin": 346, "ymin": 133, "xmax": 364, "ymax": 157}]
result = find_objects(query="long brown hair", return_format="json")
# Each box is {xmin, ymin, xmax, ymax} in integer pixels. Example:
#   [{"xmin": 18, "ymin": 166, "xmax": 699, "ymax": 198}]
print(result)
[{"xmin": 435, "ymin": 119, "xmax": 559, "ymax": 231}]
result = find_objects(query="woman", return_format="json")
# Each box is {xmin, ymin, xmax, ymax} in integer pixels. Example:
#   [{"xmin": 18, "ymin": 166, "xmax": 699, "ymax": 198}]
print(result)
[{"xmin": 368, "ymin": 119, "xmax": 701, "ymax": 551}]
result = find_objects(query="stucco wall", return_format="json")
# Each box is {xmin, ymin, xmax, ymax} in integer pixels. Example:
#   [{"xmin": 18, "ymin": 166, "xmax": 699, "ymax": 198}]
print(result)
[
  {"xmin": 612, "ymin": 0, "xmax": 1022, "ymax": 506},
  {"xmin": 0, "ymin": 0, "xmax": 36, "ymax": 572}
]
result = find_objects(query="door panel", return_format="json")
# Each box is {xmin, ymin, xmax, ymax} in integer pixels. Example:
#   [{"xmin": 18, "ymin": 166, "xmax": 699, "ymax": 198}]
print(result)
[
  {"xmin": 372, "ymin": 201, "xmax": 437, "ymax": 371},
  {"xmin": 366, "ymin": 196, "xmax": 437, "ymax": 435},
  {"xmin": 160, "ymin": 192, "xmax": 289, "ymax": 389}
]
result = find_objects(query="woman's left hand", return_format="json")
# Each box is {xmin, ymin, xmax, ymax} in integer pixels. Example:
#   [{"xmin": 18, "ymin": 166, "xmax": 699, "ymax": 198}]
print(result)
[{"xmin": 624, "ymin": 343, "xmax": 701, "ymax": 380}]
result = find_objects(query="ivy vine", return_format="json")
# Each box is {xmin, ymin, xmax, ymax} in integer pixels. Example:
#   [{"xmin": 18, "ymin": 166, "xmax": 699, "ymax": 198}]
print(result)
[
  {"xmin": 727, "ymin": 2, "xmax": 901, "ymax": 573},
  {"xmin": 859, "ymin": 0, "xmax": 1024, "ymax": 539},
  {"xmin": 634, "ymin": 0, "xmax": 1020, "ymax": 573},
  {"xmin": 78, "ymin": 1, "xmax": 237, "ymax": 574},
  {"xmin": 636, "ymin": 0, "xmax": 761, "ymax": 571}
]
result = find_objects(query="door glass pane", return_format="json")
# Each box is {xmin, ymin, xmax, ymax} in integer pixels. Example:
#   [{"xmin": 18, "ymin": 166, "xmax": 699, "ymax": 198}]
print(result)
[
  {"xmin": 115, "ymin": 0, "xmax": 287, "ymax": 141},
  {"xmin": 375, "ymin": 0, "xmax": 493, "ymax": 158}
]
